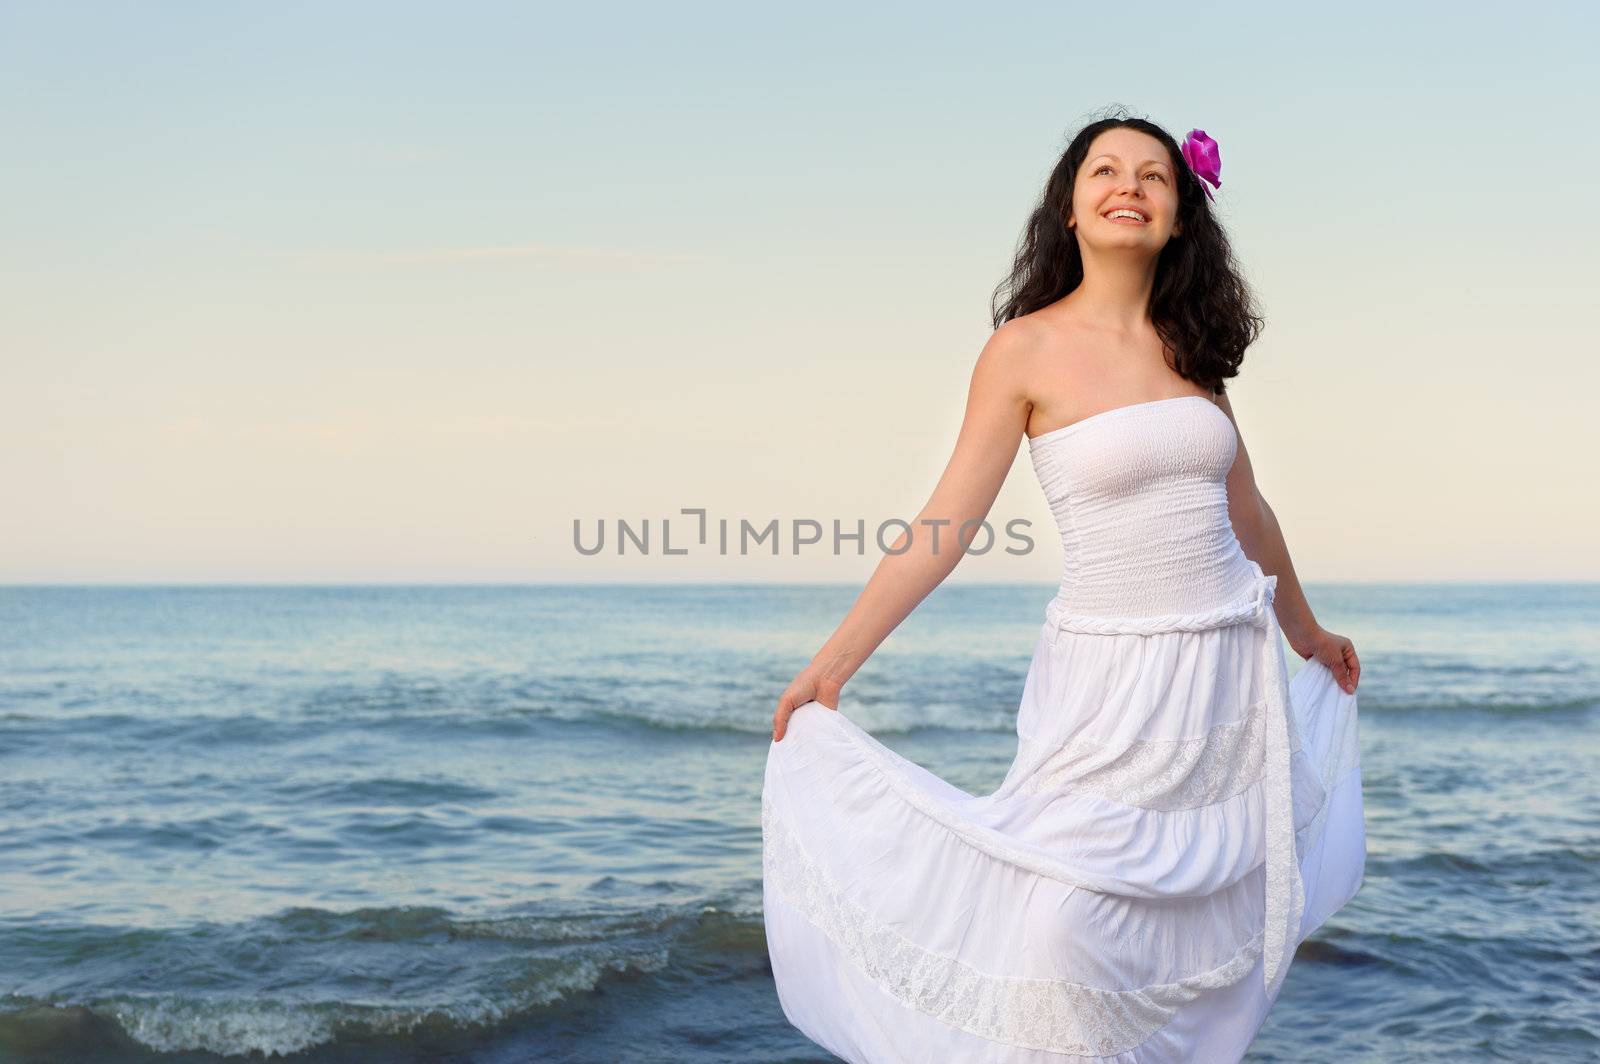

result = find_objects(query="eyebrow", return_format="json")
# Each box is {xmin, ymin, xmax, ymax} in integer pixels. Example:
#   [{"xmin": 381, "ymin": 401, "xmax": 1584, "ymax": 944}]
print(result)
[{"xmin": 1089, "ymin": 154, "xmax": 1170, "ymax": 168}]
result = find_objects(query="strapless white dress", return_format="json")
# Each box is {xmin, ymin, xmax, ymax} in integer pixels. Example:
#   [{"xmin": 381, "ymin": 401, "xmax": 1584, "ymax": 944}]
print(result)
[{"xmin": 761, "ymin": 395, "xmax": 1365, "ymax": 1063}]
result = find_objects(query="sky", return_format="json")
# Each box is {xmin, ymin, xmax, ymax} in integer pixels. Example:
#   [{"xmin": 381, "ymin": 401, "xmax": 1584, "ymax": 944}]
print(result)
[{"xmin": 2, "ymin": 1, "xmax": 1595, "ymax": 584}]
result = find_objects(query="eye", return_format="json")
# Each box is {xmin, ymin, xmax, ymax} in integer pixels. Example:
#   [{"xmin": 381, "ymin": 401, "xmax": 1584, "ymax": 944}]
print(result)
[
  {"xmin": 1094, "ymin": 165, "xmax": 1112, "ymax": 175},
  {"xmin": 1144, "ymin": 172, "xmax": 1166, "ymax": 182}
]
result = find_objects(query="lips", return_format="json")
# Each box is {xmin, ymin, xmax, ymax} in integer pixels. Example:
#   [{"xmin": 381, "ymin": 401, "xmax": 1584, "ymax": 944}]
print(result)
[{"xmin": 1103, "ymin": 207, "xmax": 1149, "ymax": 223}]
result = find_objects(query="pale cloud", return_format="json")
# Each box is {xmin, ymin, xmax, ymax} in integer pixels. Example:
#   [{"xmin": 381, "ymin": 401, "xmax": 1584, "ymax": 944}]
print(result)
[
  {"xmin": 288, "ymin": 243, "xmax": 711, "ymax": 269},
  {"xmin": 162, "ymin": 413, "xmax": 565, "ymax": 446}
]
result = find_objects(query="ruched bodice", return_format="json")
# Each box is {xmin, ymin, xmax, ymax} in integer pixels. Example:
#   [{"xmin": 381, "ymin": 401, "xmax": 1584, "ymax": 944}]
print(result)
[{"xmin": 1030, "ymin": 394, "xmax": 1259, "ymax": 618}]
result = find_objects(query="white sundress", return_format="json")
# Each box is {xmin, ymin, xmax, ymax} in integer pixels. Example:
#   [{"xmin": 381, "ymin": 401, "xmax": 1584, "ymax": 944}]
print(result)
[{"xmin": 761, "ymin": 394, "xmax": 1366, "ymax": 1063}]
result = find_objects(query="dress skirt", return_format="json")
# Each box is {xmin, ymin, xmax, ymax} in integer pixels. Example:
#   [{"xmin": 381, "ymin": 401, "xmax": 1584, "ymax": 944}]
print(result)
[{"xmin": 761, "ymin": 562, "xmax": 1365, "ymax": 1064}]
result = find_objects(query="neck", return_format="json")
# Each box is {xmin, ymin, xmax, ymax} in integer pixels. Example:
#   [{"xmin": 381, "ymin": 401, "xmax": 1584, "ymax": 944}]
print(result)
[{"xmin": 1069, "ymin": 251, "xmax": 1160, "ymax": 333}]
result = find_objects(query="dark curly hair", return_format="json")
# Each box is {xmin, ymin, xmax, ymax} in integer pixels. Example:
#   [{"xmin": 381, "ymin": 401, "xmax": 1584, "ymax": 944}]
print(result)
[{"xmin": 990, "ymin": 106, "xmax": 1264, "ymax": 396}]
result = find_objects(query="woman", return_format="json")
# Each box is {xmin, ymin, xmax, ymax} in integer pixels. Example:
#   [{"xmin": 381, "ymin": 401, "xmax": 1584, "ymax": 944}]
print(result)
[{"xmin": 761, "ymin": 112, "xmax": 1366, "ymax": 1064}]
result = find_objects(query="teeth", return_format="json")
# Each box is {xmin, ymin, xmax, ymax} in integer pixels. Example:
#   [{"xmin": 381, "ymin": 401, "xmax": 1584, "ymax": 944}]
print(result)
[{"xmin": 1107, "ymin": 210, "xmax": 1145, "ymax": 221}]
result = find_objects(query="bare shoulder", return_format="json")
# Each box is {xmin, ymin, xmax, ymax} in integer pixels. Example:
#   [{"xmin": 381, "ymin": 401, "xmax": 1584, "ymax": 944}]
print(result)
[
  {"xmin": 981, "ymin": 311, "xmax": 1080, "ymax": 396},
  {"xmin": 979, "ymin": 315, "xmax": 1049, "ymax": 366},
  {"xmin": 970, "ymin": 316, "xmax": 1047, "ymax": 394}
]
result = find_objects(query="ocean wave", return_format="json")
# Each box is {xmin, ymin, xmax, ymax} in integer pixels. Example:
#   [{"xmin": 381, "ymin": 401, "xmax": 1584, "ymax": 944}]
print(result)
[
  {"xmin": 0, "ymin": 701, "xmax": 1018, "ymax": 744},
  {"xmin": 0, "ymin": 899, "xmax": 767, "ymax": 1060},
  {"xmin": 1361, "ymin": 695, "xmax": 1600, "ymax": 719}
]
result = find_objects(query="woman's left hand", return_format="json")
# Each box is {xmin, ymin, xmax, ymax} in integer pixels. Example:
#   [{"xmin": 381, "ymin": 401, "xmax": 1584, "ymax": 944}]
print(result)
[{"xmin": 1297, "ymin": 627, "xmax": 1360, "ymax": 694}]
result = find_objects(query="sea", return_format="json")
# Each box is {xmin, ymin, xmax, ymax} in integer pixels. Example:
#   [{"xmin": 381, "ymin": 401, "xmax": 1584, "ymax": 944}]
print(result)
[{"xmin": 1, "ymin": 582, "xmax": 1596, "ymax": 1063}]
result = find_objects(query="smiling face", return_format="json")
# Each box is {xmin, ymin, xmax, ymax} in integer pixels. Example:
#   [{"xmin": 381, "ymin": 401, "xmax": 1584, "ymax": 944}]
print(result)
[{"xmin": 1066, "ymin": 127, "xmax": 1182, "ymax": 246}]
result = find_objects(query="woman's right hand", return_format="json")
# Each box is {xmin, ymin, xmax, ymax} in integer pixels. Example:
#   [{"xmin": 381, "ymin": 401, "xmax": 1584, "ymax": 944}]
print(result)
[{"xmin": 772, "ymin": 664, "xmax": 844, "ymax": 742}]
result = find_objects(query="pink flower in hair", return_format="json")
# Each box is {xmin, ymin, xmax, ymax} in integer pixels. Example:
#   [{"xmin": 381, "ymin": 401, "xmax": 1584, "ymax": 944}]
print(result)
[{"xmin": 1181, "ymin": 129, "xmax": 1222, "ymax": 202}]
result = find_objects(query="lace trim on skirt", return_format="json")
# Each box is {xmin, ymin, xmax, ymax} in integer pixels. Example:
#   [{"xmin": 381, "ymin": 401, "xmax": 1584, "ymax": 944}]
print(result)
[
  {"xmin": 1013, "ymin": 696, "xmax": 1273, "ymax": 811},
  {"xmin": 762, "ymin": 792, "xmax": 1265, "ymax": 1056}
]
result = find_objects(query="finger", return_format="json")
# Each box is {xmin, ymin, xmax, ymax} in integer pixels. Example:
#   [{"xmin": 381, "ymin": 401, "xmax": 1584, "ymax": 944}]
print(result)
[
  {"xmin": 773, "ymin": 695, "xmax": 793, "ymax": 741},
  {"xmin": 1322, "ymin": 650, "xmax": 1345, "ymax": 688}
]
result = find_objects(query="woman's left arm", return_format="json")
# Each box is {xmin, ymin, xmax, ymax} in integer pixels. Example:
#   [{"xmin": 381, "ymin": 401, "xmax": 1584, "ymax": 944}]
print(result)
[{"xmin": 1213, "ymin": 392, "xmax": 1361, "ymax": 693}]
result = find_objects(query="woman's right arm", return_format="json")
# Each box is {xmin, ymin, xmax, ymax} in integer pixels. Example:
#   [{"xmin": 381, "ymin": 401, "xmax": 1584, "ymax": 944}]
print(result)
[{"xmin": 772, "ymin": 321, "xmax": 1038, "ymax": 741}]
